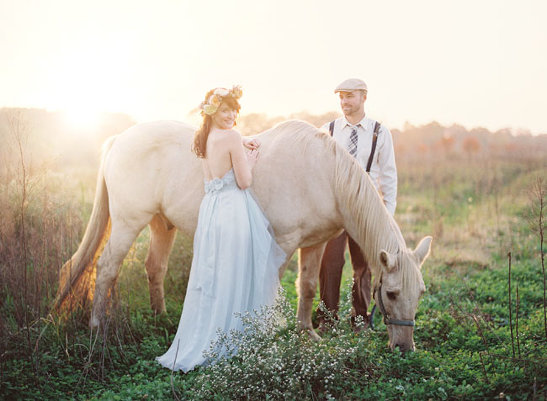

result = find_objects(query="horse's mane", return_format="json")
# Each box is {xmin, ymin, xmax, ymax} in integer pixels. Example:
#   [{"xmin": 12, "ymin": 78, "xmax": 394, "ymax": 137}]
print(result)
[
  {"xmin": 333, "ymin": 141, "xmax": 405, "ymax": 251},
  {"xmin": 258, "ymin": 119, "xmax": 330, "ymax": 152},
  {"xmin": 332, "ymin": 139, "xmax": 423, "ymax": 290},
  {"xmin": 331, "ymin": 134, "xmax": 424, "ymax": 291},
  {"xmin": 266, "ymin": 120, "xmax": 414, "ymax": 281}
]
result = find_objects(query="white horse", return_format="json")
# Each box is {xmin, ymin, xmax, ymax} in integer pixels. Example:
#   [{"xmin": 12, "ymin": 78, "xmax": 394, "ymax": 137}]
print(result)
[{"xmin": 54, "ymin": 120, "xmax": 432, "ymax": 351}]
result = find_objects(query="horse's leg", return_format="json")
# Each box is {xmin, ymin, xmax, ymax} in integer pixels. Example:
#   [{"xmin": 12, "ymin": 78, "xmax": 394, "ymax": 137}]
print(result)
[
  {"xmin": 90, "ymin": 220, "xmax": 141, "ymax": 328},
  {"xmin": 145, "ymin": 214, "xmax": 177, "ymax": 315},
  {"xmin": 296, "ymin": 242, "xmax": 327, "ymax": 341}
]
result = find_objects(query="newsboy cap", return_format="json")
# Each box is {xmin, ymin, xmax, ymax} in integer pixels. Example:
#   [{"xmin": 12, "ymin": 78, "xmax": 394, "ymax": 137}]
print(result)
[{"xmin": 334, "ymin": 78, "xmax": 368, "ymax": 93}]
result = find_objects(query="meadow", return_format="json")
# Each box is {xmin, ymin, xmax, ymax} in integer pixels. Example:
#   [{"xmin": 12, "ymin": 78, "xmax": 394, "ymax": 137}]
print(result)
[{"xmin": 0, "ymin": 108, "xmax": 546, "ymax": 400}]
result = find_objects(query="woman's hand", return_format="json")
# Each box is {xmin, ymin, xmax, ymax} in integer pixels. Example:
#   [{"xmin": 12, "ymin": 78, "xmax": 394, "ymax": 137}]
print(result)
[
  {"xmin": 246, "ymin": 148, "xmax": 259, "ymax": 169},
  {"xmin": 242, "ymin": 137, "xmax": 260, "ymax": 150}
]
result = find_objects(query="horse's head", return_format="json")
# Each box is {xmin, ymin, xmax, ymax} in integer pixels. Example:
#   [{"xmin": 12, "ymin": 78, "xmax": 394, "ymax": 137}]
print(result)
[{"xmin": 374, "ymin": 236, "xmax": 432, "ymax": 352}]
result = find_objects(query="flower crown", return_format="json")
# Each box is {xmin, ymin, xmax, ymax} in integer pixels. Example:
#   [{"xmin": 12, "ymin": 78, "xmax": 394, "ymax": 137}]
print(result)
[{"xmin": 200, "ymin": 85, "xmax": 243, "ymax": 116}]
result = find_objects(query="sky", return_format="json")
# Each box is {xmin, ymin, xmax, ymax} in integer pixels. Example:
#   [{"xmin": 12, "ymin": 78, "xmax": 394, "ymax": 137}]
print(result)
[{"xmin": 1, "ymin": 0, "xmax": 547, "ymax": 134}]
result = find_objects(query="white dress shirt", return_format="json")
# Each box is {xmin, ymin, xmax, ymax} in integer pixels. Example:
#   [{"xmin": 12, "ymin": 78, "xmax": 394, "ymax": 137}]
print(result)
[{"xmin": 322, "ymin": 116, "xmax": 397, "ymax": 215}]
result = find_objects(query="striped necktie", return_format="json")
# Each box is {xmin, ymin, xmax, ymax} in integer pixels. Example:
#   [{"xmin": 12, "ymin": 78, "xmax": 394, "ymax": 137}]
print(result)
[{"xmin": 348, "ymin": 127, "xmax": 358, "ymax": 157}]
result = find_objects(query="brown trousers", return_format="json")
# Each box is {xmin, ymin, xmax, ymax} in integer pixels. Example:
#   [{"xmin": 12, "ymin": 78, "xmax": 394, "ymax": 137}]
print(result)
[{"xmin": 317, "ymin": 231, "xmax": 371, "ymax": 325}]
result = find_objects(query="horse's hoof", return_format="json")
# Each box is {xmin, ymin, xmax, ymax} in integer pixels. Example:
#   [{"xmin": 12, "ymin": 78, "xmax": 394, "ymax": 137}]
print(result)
[
  {"xmin": 151, "ymin": 306, "xmax": 167, "ymax": 316},
  {"xmin": 306, "ymin": 328, "xmax": 322, "ymax": 342}
]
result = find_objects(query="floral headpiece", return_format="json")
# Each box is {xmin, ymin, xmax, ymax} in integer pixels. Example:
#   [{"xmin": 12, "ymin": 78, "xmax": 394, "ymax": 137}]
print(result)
[{"xmin": 200, "ymin": 85, "xmax": 243, "ymax": 116}]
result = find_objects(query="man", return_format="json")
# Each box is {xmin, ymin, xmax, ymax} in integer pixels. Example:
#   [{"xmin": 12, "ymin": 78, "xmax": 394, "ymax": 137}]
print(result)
[{"xmin": 317, "ymin": 78, "xmax": 397, "ymax": 331}]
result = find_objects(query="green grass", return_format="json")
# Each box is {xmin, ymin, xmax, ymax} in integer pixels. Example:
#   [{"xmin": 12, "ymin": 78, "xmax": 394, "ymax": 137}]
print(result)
[{"xmin": 2, "ymin": 257, "xmax": 545, "ymax": 400}]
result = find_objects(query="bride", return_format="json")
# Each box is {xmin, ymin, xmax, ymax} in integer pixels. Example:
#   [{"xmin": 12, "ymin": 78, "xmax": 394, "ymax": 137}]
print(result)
[{"xmin": 156, "ymin": 86, "xmax": 286, "ymax": 372}]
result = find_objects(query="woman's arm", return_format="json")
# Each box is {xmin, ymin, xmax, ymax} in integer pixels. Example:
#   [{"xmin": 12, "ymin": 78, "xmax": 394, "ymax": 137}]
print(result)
[{"xmin": 226, "ymin": 130, "xmax": 258, "ymax": 189}]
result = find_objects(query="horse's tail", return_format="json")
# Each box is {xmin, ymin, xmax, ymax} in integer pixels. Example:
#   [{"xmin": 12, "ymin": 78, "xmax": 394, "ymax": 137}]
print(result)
[{"xmin": 53, "ymin": 136, "xmax": 117, "ymax": 314}]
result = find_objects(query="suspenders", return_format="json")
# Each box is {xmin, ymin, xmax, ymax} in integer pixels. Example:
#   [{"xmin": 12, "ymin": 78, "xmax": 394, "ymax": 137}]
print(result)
[{"xmin": 329, "ymin": 120, "xmax": 381, "ymax": 173}]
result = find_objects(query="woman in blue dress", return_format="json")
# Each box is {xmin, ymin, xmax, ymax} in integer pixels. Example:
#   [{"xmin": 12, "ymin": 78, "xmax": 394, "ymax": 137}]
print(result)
[{"xmin": 156, "ymin": 86, "xmax": 286, "ymax": 372}]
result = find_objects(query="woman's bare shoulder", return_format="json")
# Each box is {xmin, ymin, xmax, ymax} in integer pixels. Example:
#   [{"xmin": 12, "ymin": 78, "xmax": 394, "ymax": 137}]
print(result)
[
  {"xmin": 215, "ymin": 129, "xmax": 242, "ymax": 146},
  {"xmin": 210, "ymin": 128, "xmax": 241, "ymax": 137},
  {"xmin": 225, "ymin": 128, "xmax": 242, "ymax": 139}
]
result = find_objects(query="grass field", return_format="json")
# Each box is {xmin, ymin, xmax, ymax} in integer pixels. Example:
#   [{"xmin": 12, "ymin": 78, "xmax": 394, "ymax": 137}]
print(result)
[{"xmin": 1, "ymin": 115, "xmax": 546, "ymax": 399}]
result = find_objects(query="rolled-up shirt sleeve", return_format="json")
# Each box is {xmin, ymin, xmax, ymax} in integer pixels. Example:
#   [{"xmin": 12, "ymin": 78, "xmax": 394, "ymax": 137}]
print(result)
[{"xmin": 377, "ymin": 126, "xmax": 397, "ymax": 215}]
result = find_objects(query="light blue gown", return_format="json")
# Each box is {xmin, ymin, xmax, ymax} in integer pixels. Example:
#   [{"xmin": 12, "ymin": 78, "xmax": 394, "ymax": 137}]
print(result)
[{"xmin": 156, "ymin": 169, "xmax": 285, "ymax": 372}]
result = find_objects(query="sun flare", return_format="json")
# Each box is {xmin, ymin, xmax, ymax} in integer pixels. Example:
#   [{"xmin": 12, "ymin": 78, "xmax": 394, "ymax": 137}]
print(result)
[{"xmin": 63, "ymin": 107, "xmax": 103, "ymax": 132}]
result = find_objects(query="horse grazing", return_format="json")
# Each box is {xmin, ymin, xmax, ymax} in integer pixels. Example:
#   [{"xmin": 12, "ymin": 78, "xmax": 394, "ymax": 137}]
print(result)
[{"xmin": 54, "ymin": 120, "xmax": 432, "ymax": 351}]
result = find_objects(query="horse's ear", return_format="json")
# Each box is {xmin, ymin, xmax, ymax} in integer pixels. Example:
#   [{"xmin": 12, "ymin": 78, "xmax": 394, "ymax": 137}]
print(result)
[
  {"xmin": 380, "ymin": 250, "xmax": 397, "ymax": 271},
  {"xmin": 414, "ymin": 236, "xmax": 433, "ymax": 266}
]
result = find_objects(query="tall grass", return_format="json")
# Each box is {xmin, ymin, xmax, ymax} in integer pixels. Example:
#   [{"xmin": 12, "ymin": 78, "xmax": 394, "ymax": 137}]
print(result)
[
  {"xmin": 1, "ymin": 113, "xmax": 79, "ymax": 335},
  {"xmin": 0, "ymin": 163, "xmax": 84, "ymax": 370}
]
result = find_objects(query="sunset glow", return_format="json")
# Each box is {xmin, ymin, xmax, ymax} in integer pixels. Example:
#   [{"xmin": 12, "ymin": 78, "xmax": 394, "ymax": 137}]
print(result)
[
  {"xmin": 1, "ymin": 0, "xmax": 546, "ymax": 134},
  {"xmin": 62, "ymin": 108, "xmax": 103, "ymax": 132}
]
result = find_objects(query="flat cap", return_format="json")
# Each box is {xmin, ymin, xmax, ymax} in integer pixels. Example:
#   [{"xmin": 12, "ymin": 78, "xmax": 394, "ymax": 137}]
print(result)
[{"xmin": 334, "ymin": 78, "xmax": 368, "ymax": 93}]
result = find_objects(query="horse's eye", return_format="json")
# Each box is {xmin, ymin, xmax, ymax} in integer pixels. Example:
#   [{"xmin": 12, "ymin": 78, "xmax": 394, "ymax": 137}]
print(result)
[{"xmin": 386, "ymin": 291, "xmax": 398, "ymax": 301}]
